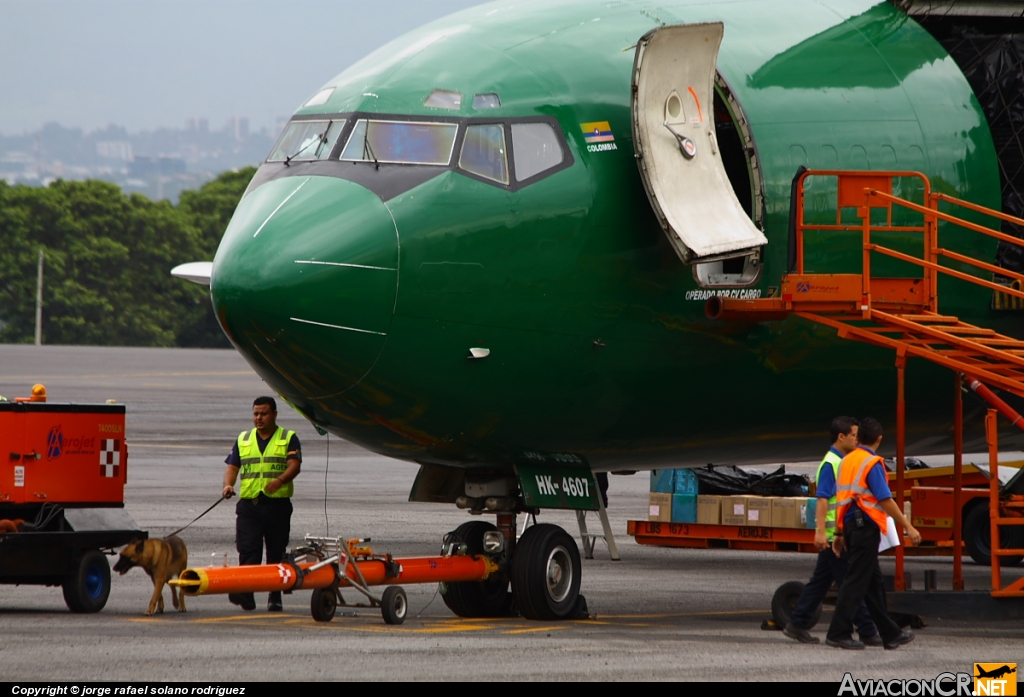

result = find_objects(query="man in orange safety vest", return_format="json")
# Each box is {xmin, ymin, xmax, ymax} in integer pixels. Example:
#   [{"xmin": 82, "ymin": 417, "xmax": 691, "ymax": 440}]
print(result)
[{"xmin": 825, "ymin": 417, "xmax": 922, "ymax": 650}]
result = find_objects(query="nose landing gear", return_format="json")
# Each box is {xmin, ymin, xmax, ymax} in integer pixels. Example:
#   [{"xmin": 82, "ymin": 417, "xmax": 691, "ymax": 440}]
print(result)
[{"xmin": 441, "ymin": 512, "xmax": 586, "ymax": 621}]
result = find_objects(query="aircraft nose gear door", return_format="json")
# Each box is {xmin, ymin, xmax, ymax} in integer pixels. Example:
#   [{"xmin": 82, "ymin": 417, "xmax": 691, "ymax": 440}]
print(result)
[{"xmin": 631, "ymin": 23, "xmax": 767, "ymax": 264}]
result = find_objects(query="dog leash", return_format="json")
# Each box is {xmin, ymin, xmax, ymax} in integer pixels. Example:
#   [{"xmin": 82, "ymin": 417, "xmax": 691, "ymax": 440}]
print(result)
[{"xmin": 166, "ymin": 494, "xmax": 230, "ymax": 537}]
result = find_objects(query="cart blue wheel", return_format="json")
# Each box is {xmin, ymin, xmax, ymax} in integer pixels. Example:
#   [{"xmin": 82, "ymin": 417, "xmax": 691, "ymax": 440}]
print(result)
[{"xmin": 63, "ymin": 550, "xmax": 111, "ymax": 613}]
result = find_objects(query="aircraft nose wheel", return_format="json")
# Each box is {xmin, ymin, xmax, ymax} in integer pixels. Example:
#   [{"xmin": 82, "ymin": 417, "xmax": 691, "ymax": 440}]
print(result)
[
  {"xmin": 381, "ymin": 586, "xmax": 407, "ymax": 625},
  {"xmin": 512, "ymin": 523, "xmax": 582, "ymax": 620}
]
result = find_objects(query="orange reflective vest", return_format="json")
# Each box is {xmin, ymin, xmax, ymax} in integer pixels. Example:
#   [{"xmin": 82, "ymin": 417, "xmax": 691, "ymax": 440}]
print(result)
[{"xmin": 835, "ymin": 447, "xmax": 889, "ymax": 532}]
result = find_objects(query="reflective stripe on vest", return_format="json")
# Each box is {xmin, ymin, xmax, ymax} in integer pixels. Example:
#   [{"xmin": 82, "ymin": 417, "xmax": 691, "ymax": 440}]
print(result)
[
  {"xmin": 237, "ymin": 427, "xmax": 295, "ymax": 499},
  {"xmin": 815, "ymin": 451, "xmax": 842, "ymax": 541},
  {"xmin": 835, "ymin": 447, "xmax": 888, "ymax": 532}
]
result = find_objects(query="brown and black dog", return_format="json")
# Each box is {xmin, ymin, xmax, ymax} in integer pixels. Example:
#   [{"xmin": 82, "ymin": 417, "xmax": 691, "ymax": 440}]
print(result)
[{"xmin": 113, "ymin": 535, "xmax": 188, "ymax": 615}]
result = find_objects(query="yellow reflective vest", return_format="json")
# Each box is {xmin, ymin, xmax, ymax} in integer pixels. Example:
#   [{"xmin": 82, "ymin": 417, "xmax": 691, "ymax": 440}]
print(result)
[
  {"xmin": 815, "ymin": 450, "xmax": 842, "ymax": 542},
  {"xmin": 237, "ymin": 427, "xmax": 295, "ymax": 499}
]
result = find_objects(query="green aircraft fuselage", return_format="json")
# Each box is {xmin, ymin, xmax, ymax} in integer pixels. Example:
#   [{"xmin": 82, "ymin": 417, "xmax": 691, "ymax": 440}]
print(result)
[{"xmin": 211, "ymin": 0, "xmax": 1007, "ymax": 478}]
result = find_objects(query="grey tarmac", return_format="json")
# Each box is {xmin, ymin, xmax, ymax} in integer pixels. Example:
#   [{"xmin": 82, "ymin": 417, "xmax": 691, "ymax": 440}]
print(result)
[{"xmin": 0, "ymin": 345, "xmax": 1021, "ymax": 681}]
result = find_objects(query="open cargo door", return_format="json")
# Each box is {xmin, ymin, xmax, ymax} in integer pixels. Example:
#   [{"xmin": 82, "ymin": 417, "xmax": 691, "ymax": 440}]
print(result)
[{"xmin": 632, "ymin": 23, "xmax": 767, "ymax": 264}]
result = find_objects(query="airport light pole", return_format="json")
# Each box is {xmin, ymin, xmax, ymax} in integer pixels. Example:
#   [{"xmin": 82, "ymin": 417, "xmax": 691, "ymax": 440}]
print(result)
[{"xmin": 35, "ymin": 249, "xmax": 43, "ymax": 346}]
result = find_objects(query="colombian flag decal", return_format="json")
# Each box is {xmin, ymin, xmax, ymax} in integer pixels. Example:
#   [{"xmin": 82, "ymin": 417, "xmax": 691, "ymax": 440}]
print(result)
[{"xmin": 581, "ymin": 121, "xmax": 614, "ymax": 144}]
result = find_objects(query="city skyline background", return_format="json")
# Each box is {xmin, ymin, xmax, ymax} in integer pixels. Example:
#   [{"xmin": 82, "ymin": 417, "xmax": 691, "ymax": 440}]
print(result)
[{"xmin": 0, "ymin": 0, "xmax": 484, "ymax": 136}]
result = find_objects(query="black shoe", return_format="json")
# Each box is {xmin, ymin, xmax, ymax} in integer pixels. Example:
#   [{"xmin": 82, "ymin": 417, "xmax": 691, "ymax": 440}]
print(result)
[
  {"xmin": 228, "ymin": 593, "xmax": 256, "ymax": 611},
  {"xmin": 783, "ymin": 623, "xmax": 820, "ymax": 644},
  {"xmin": 860, "ymin": 633, "xmax": 884, "ymax": 647},
  {"xmin": 826, "ymin": 637, "xmax": 866, "ymax": 650},
  {"xmin": 884, "ymin": 629, "xmax": 914, "ymax": 650},
  {"xmin": 267, "ymin": 600, "xmax": 283, "ymax": 612}
]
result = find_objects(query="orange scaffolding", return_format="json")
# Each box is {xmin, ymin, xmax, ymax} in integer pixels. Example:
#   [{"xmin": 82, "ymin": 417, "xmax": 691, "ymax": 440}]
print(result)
[{"xmin": 707, "ymin": 169, "xmax": 1024, "ymax": 598}]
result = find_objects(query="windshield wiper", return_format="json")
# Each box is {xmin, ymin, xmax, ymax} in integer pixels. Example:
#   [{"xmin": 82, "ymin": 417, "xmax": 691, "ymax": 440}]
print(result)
[
  {"xmin": 362, "ymin": 129, "xmax": 379, "ymax": 170},
  {"xmin": 284, "ymin": 130, "xmax": 327, "ymax": 166}
]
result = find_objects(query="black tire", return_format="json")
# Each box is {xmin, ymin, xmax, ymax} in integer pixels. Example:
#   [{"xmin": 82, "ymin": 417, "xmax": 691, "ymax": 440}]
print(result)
[
  {"xmin": 511, "ymin": 523, "xmax": 582, "ymax": 621},
  {"xmin": 771, "ymin": 580, "xmax": 822, "ymax": 629},
  {"xmin": 441, "ymin": 521, "xmax": 509, "ymax": 618},
  {"xmin": 963, "ymin": 504, "xmax": 1024, "ymax": 567},
  {"xmin": 310, "ymin": 588, "xmax": 337, "ymax": 623},
  {"xmin": 62, "ymin": 549, "xmax": 111, "ymax": 613},
  {"xmin": 381, "ymin": 586, "xmax": 407, "ymax": 625}
]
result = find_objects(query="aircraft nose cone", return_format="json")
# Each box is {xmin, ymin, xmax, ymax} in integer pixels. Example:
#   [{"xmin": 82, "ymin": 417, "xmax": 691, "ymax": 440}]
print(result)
[{"xmin": 212, "ymin": 176, "xmax": 398, "ymax": 396}]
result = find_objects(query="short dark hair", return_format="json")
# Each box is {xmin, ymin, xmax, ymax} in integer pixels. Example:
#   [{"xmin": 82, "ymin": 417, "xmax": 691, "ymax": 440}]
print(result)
[
  {"xmin": 253, "ymin": 395, "xmax": 277, "ymax": 411},
  {"xmin": 858, "ymin": 417, "xmax": 883, "ymax": 445},
  {"xmin": 830, "ymin": 416, "xmax": 859, "ymax": 443}
]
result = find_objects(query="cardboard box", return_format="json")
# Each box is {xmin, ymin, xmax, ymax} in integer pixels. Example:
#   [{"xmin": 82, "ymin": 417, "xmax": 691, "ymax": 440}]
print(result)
[
  {"xmin": 746, "ymin": 497, "xmax": 772, "ymax": 527},
  {"xmin": 671, "ymin": 494, "xmax": 697, "ymax": 523},
  {"xmin": 650, "ymin": 470, "xmax": 675, "ymax": 494},
  {"xmin": 772, "ymin": 497, "xmax": 803, "ymax": 529},
  {"xmin": 722, "ymin": 496, "xmax": 747, "ymax": 526},
  {"xmin": 697, "ymin": 495, "xmax": 721, "ymax": 525},
  {"xmin": 674, "ymin": 468, "xmax": 699, "ymax": 495},
  {"xmin": 649, "ymin": 492, "xmax": 673, "ymax": 521}
]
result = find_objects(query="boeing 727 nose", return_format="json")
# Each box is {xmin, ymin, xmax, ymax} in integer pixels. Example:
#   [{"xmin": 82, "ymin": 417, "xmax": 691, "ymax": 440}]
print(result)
[{"xmin": 211, "ymin": 176, "xmax": 398, "ymax": 398}]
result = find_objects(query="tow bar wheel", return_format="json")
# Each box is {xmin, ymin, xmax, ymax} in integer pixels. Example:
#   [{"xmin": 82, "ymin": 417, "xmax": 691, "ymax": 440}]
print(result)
[
  {"xmin": 381, "ymin": 586, "xmax": 408, "ymax": 625},
  {"xmin": 63, "ymin": 549, "xmax": 111, "ymax": 613},
  {"xmin": 511, "ymin": 524, "xmax": 581, "ymax": 620},
  {"xmin": 310, "ymin": 587, "xmax": 337, "ymax": 622}
]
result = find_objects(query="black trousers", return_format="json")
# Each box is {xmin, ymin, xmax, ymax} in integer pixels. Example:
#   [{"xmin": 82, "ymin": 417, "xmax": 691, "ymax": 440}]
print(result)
[
  {"xmin": 825, "ymin": 520, "xmax": 902, "ymax": 643},
  {"xmin": 789, "ymin": 547, "xmax": 878, "ymax": 636},
  {"xmin": 236, "ymin": 495, "xmax": 292, "ymax": 603}
]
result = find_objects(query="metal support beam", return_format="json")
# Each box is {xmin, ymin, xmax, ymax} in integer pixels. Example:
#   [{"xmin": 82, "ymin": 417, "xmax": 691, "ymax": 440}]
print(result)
[
  {"xmin": 953, "ymin": 372, "xmax": 964, "ymax": 590},
  {"xmin": 895, "ymin": 355, "xmax": 907, "ymax": 591},
  {"xmin": 986, "ymin": 409, "xmax": 1001, "ymax": 593}
]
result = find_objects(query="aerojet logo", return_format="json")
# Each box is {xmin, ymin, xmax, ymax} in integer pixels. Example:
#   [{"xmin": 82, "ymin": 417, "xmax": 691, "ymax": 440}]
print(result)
[
  {"xmin": 838, "ymin": 672, "xmax": 973, "ymax": 696},
  {"xmin": 974, "ymin": 664, "xmax": 1017, "ymax": 696},
  {"xmin": 46, "ymin": 426, "xmax": 63, "ymax": 460}
]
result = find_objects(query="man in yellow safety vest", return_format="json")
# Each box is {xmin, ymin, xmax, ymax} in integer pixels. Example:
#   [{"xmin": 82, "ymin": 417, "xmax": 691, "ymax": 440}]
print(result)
[
  {"xmin": 825, "ymin": 417, "xmax": 921, "ymax": 650},
  {"xmin": 221, "ymin": 396, "xmax": 301, "ymax": 612},
  {"xmin": 783, "ymin": 416, "xmax": 880, "ymax": 645}
]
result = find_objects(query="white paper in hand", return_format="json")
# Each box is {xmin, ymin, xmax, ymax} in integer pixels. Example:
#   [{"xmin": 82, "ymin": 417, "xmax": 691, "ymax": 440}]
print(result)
[{"xmin": 878, "ymin": 516, "xmax": 901, "ymax": 552}]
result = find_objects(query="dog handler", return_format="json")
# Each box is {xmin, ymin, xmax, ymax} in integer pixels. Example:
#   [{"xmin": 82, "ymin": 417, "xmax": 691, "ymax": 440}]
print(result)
[
  {"xmin": 222, "ymin": 396, "xmax": 301, "ymax": 612},
  {"xmin": 783, "ymin": 416, "xmax": 881, "ymax": 645},
  {"xmin": 825, "ymin": 417, "xmax": 921, "ymax": 650}
]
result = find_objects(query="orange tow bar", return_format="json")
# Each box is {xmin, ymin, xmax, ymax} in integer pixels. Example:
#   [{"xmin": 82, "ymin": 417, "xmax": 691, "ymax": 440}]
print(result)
[
  {"xmin": 175, "ymin": 553, "xmax": 496, "ymax": 596},
  {"xmin": 170, "ymin": 536, "xmax": 500, "ymax": 625}
]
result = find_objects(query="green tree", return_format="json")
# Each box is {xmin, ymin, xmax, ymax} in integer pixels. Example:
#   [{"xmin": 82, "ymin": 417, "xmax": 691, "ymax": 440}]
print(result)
[{"xmin": 0, "ymin": 167, "xmax": 255, "ymax": 347}]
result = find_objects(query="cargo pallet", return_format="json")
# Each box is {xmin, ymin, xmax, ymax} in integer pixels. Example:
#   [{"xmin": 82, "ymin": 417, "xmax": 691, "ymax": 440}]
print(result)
[{"xmin": 627, "ymin": 520, "xmax": 956, "ymax": 556}]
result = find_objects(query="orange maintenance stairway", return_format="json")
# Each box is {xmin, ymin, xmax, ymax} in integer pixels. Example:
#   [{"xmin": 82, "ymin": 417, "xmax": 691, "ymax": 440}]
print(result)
[{"xmin": 706, "ymin": 169, "xmax": 1024, "ymax": 599}]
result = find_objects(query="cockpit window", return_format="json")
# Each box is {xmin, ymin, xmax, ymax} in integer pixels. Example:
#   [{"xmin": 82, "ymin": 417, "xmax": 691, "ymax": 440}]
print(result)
[
  {"xmin": 459, "ymin": 124, "xmax": 508, "ymax": 184},
  {"xmin": 424, "ymin": 89, "xmax": 462, "ymax": 110},
  {"xmin": 268, "ymin": 120, "xmax": 344, "ymax": 162},
  {"xmin": 511, "ymin": 122, "xmax": 564, "ymax": 181},
  {"xmin": 473, "ymin": 93, "xmax": 501, "ymax": 110},
  {"xmin": 340, "ymin": 120, "xmax": 458, "ymax": 165}
]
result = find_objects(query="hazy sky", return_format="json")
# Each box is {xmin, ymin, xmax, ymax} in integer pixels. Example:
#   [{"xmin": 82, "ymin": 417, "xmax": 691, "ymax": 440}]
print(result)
[{"xmin": 0, "ymin": 0, "xmax": 485, "ymax": 135}]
